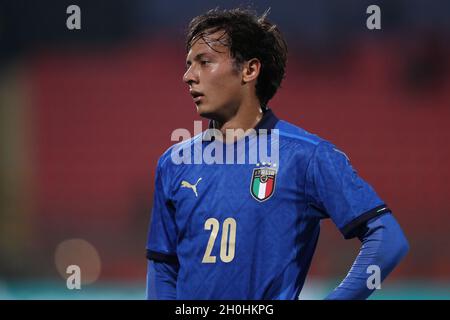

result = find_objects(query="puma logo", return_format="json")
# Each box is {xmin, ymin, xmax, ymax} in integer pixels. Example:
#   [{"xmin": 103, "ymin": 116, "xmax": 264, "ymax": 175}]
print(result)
[{"xmin": 181, "ymin": 177, "xmax": 202, "ymax": 197}]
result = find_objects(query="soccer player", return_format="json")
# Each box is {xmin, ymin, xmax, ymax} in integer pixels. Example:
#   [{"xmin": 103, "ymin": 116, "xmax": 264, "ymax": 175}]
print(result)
[{"xmin": 145, "ymin": 8, "xmax": 409, "ymax": 299}]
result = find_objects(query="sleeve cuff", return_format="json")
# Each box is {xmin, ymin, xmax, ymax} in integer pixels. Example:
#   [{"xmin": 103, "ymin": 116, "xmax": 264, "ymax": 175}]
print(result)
[
  {"xmin": 146, "ymin": 249, "xmax": 179, "ymax": 265},
  {"xmin": 341, "ymin": 204, "xmax": 391, "ymax": 239}
]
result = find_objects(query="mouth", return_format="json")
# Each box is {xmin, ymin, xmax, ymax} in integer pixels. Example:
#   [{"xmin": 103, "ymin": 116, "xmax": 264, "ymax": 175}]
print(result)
[{"xmin": 190, "ymin": 90, "xmax": 204, "ymax": 104}]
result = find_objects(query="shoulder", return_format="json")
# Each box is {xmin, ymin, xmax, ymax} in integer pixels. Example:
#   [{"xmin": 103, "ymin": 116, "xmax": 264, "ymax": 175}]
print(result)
[
  {"xmin": 276, "ymin": 120, "xmax": 324, "ymax": 146},
  {"xmin": 275, "ymin": 119, "xmax": 329, "ymax": 151},
  {"xmin": 275, "ymin": 119, "xmax": 350, "ymax": 163}
]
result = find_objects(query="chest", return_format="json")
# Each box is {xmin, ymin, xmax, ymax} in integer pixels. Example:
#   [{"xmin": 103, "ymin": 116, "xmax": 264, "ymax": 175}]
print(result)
[{"xmin": 171, "ymin": 163, "xmax": 304, "ymax": 230}]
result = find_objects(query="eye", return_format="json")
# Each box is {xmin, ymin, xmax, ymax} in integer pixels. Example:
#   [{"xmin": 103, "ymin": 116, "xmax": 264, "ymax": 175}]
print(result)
[{"xmin": 200, "ymin": 60, "xmax": 210, "ymax": 66}]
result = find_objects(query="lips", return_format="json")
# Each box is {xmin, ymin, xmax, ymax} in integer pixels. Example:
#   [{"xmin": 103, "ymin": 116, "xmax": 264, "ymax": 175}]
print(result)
[{"xmin": 190, "ymin": 90, "xmax": 204, "ymax": 103}]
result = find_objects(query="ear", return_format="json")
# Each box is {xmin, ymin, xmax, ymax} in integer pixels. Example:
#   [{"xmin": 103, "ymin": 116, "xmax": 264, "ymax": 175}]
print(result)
[{"xmin": 242, "ymin": 58, "xmax": 261, "ymax": 83}]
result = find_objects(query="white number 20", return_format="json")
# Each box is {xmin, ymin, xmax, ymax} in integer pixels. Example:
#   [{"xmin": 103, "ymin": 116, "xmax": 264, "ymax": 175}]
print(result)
[{"xmin": 202, "ymin": 217, "xmax": 236, "ymax": 263}]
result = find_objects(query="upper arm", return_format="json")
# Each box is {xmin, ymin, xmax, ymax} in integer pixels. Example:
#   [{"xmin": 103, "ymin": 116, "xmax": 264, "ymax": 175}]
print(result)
[{"xmin": 305, "ymin": 142, "xmax": 390, "ymax": 239}]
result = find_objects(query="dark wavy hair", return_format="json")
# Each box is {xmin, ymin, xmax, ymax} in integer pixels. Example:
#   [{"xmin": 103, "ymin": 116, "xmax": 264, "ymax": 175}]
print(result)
[{"xmin": 186, "ymin": 8, "xmax": 288, "ymax": 106}]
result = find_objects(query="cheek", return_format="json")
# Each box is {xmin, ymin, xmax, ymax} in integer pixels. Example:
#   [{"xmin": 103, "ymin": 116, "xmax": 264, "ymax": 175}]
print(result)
[{"xmin": 207, "ymin": 68, "xmax": 242, "ymax": 95}]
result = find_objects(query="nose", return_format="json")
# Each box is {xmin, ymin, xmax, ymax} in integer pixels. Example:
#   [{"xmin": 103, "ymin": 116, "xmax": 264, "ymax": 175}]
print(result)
[{"xmin": 183, "ymin": 65, "xmax": 198, "ymax": 85}]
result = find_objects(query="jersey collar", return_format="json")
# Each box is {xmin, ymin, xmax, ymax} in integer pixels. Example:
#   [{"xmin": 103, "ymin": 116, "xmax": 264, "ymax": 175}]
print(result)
[
  {"xmin": 206, "ymin": 106, "xmax": 279, "ymax": 132},
  {"xmin": 254, "ymin": 106, "xmax": 279, "ymax": 131}
]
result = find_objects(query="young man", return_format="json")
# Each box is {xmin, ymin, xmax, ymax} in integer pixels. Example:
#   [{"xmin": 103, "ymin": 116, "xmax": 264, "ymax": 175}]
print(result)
[{"xmin": 146, "ymin": 8, "xmax": 409, "ymax": 299}]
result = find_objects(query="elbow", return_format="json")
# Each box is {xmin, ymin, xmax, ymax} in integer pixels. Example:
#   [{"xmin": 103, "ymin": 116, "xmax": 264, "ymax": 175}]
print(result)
[
  {"xmin": 384, "ymin": 214, "xmax": 410, "ymax": 263},
  {"xmin": 379, "ymin": 214, "xmax": 410, "ymax": 268}
]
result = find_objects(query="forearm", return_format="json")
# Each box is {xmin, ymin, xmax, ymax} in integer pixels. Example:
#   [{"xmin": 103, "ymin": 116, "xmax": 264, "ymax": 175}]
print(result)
[
  {"xmin": 325, "ymin": 213, "xmax": 409, "ymax": 300},
  {"xmin": 146, "ymin": 260, "xmax": 178, "ymax": 299}
]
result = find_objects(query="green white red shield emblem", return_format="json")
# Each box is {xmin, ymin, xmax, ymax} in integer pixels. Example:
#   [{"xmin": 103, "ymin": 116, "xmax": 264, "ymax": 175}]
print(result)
[{"xmin": 250, "ymin": 167, "xmax": 277, "ymax": 202}]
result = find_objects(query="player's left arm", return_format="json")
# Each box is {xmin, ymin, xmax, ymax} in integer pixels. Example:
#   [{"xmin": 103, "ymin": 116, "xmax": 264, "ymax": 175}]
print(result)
[
  {"xmin": 325, "ymin": 212, "xmax": 409, "ymax": 300},
  {"xmin": 306, "ymin": 141, "xmax": 409, "ymax": 299}
]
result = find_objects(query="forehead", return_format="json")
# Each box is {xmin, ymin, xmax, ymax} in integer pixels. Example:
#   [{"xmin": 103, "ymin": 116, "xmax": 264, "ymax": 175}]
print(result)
[{"xmin": 186, "ymin": 31, "xmax": 230, "ymax": 59}]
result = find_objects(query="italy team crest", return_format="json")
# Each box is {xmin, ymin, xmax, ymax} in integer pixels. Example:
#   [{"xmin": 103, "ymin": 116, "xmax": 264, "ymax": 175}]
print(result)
[{"xmin": 250, "ymin": 164, "xmax": 277, "ymax": 202}]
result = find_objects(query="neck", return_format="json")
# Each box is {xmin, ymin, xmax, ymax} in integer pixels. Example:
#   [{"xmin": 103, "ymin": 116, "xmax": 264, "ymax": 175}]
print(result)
[{"xmin": 214, "ymin": 99, "xmax": 263, "ymax": 138}]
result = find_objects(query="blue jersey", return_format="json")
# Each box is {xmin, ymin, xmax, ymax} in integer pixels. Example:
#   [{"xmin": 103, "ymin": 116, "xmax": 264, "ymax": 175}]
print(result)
[{"xmin": 146, "ymin": 108, "xmax": 389, "ymax": 299}]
